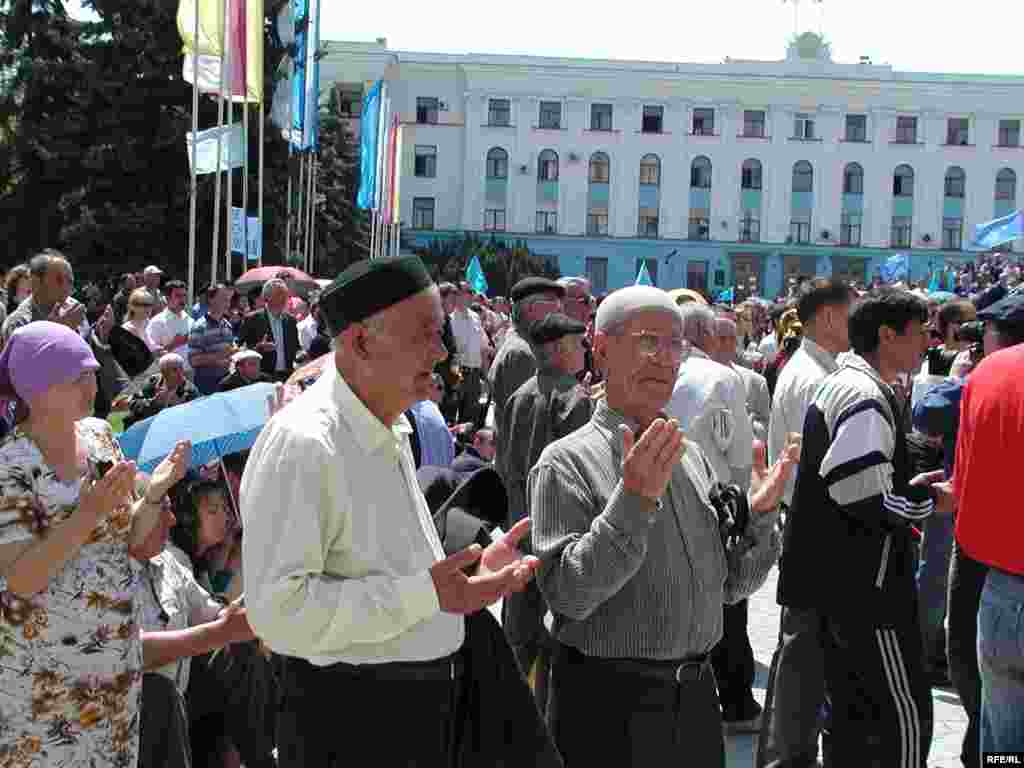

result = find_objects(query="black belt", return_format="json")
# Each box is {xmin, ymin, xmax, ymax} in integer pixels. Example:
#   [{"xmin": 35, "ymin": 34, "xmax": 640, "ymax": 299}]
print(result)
[
  {"xmin": 288, "ymin": 652, "xmax": 464, "ymax": 683},
  {"xmin": 562, "ymin": 645, "xmax": 711, "ymax": 685}
]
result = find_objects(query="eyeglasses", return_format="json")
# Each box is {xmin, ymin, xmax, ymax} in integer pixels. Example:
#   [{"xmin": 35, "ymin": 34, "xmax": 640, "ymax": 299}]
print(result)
[{"xmin": 626, "ymin": 331, "xmax": 689, "ymax": 362}]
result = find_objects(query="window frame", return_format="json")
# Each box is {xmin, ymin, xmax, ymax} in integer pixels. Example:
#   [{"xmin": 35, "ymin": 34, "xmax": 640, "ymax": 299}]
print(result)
[
  {"xmin": 893, "ymin": 165, "xmax": 915, "ymax": 197},
  {"xmin": 692, "ymin": 107, "xmax": 715, "ymax": 136},
  {"xmin": 738, "ymin": 215, "xmax": 760, "ymax": 243},
  {"xmin": 742, "ymin": 110, "xmax": 766, "ymax": 138},
  {"xmin": 483, "ymin": 208, "xmax": 507, "ymax": 232},
  {"xmin": 688, "ymin": 216, "xmax": 710, "ymax": 241},
  {"xmin": 537, "ymin": 150, "xmax": 559, "ymax": 182},
  {"xmin": 942, "ymin": 217, "xmax": 963, "ymax": 250},
  {"xmin": 538, "ymin": 101, "xmax": 562, "ymax": 130},
  {"xmin": 535, "ymin": 211, "xmax": 558, "ymax": 234},
  {"xmin": 741, "ymin": 159, "xmax": 762, "ymax": 190},
  {"xmin": 416, "ymin": 97, "xmax": 439, "ymax": 125},
  {"xmin": 587, "ymin": 212, "xmax": 609, "ymax": 236},
  {"xmin": 794, "ymin": 113, "xmax": 816, "ymax": 140},
  {"xmin": 590, "ymin": 103, "xmax": 613, "ymax": 131},
  {"xmin": 589, "ymin": 152, "xmax": 610, "ymax": 183},
  {"xmin": 485, "ymin": 147, "xmax": 509, "ymax": 180},
  {"xmin": 639, "ymin": 154, "xmax": 661, "ymax": 186},
  {"xmin": 412, "ymin": 197, "xmax": 435, "ymax": 230},
  {"xmin": 890, "ymin": 216, "xmax": 913, "ymax": 248},
  {"xmin": 843, "ymin": 163, "xmax": 864, "ymax": 195},
  {"xmin": 413, "ymin": 145, "xmax": 437, "ymax": 178},
  {"xmin": 944, "ymin": 167, "xmax": 966, "ymax": 198},
  {"xmin": 840, "ymin": 212, "xmax": 862, "ymax": 246},
  {"xmin": 487, "ymin": 98, "xmax": 511, "ymax": 127},
  {"xmin": 998, "ymin": 119, "xmax": 1021, "ymax": 148},
  {"xmin": 642, "ymin": 105, "xmax": 664, "ymax": 134},
  {"xmin": 946, "ymin": 118, "xmax": 970, "ymax": 146},
  {"xmin": 894, "ymin": 115, "xmax": 918, "ymax": 144},
  {"xmin": 996, "ymin": 168, "xmax": 1017, "ymax": 200},
  {"xmin": 690, "ymin": 156, "xmax": 712, "ymax": 189},
  {"xmin": 792, "ymin": 160, "xmax": 814, "ymax": 194},
  {"xmin": 638, "ymin": 214, "xmax": 660, "ymax": 238},
  {"xmin": 845, "ymin": 114, "xmax": 868, "ymax": 142},
  {"xmin": 789, "ymin": 217, "xmax": 811, "ymax": 245}
]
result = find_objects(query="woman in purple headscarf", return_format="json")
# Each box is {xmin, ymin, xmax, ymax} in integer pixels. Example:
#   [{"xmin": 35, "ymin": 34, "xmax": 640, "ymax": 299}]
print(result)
[{"xmin": 0, "ymin": 322, "xmax": 185, "ymax": 767}]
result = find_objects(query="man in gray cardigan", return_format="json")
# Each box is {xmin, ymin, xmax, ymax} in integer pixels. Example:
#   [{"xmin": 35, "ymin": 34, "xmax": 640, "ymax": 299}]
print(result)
[{"xmin": 529, "ymin": 285, "xmax": 798, "ymax": 767}]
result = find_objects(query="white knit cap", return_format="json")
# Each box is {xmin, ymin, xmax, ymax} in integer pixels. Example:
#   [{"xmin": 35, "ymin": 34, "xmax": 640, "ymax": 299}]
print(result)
[
  {"xmin": 231, "ymin": 349, "xmax": 262, "ymax": 364},
  {"xmin": 595, "ymin": 286, "xmax": 681, "ymax": 332}
]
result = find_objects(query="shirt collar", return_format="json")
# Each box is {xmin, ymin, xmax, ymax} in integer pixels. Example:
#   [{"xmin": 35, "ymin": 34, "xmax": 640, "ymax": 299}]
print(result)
[
  {"xmin": 839, "ymin": 351, "xmax": 891, "ymax": 394},
  {"xmin": 591, "ymin": 398, "xmax": 657, "ymax": 461},
  {"xmin": 800, "ymin": 337, "xmax": 839, "ymax": 373},
  {"xmin": 327, "ymin": 364, "xmax": 413, "ymax": 454}
]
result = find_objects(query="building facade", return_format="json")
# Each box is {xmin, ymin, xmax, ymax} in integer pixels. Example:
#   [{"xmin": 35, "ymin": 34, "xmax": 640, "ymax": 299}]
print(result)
[{"xmin": 322, "ymin": 37, "xmax": 1024, "ymax": 297}]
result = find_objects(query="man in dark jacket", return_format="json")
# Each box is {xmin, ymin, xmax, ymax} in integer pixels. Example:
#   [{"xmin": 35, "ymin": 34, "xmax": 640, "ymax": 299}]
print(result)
[
  {"xmin": 777, "ymin": 290, "xmax": 954, "ymax": 768},
  {"xmin": 500, "ymin": 313, "xmax": 592, "ymax": 711},
  {"xmin": 218, "ymin": 349, "xmax": 272, "ymax": 392},
  {"xmin": 238, "ymin": 279, "xmax": 300, "ymax": 381}
]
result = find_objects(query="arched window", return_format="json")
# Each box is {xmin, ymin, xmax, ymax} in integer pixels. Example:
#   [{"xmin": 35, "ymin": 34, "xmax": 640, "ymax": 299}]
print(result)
[
  {"xmin": 639, "ymin": 154, "xmax": 661, "ymax": 186},
  {"xmin": 537, "ymin": 149, "xmax": 559, "ymax": 182},
  {"xmin": 843, "ymin": 163, "xmax": 864, "ymax": 195},
  {"xmin": 740, "ymin": 159, "xmax": 762, "ymax": 190},
  {"xmin": 690, "ymin": 156, "xmax": 712, "ymax": 189},
  {"xmin": 893, "ymin": 164, "xmax": 914, "ymax": 197},
  {"xmin": 589, "ymin": 152, "xmax": 610, "ymax": 183},
  {"xmin": 486, "ymin": 147, "xmax": 508, "ymax": 180},
  {"xmin": 944, "ymin": 166, "xmax": 966, "ymax": 198},
  {"xmin": 792, "ymin": 160, "xmax": 813, "ymax": 193},
  {"xmin": 996, "ymin": 168, "xmax": 1017, "ymax": 201}
]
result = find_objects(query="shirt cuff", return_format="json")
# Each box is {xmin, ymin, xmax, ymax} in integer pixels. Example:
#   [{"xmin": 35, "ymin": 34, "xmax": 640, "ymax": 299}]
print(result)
[
  {"xmin": 602, "ymin": 480, "xmax": 659, "ymax": 537},
  {"xmin": 401, "ymin": 569, "xmax": 442, "ymax": 626}
]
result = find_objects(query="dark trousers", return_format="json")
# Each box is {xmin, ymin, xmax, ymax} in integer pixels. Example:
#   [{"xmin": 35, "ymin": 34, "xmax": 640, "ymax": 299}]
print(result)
[
  {"xmin": 277, "ymin": 655, "xmax": 462, "ymax": 768},
  {"xmin": 711, "ymin": 599, "xmax": 758, "ymax": 720},
  {"xmin": 757, "ymin": 606, "xmax": 826, "ymax": 768},
  {"xmin": 502, "ymin": 579, "xmax": 552, "ymax": 712},
  {"xmin": 821, "ymin": 613, "xmax": 933, "ymax": 768},
  {"xmin": 947, "ymin": 540, "xmax": 988, "ymax": 768},
  {"xmin": 140, "ymin": 673, "xmax": 192, "ymax": 768},
  {"xmin": 548, "ymin": 644, "xmax": 724, "ymax": 768},
  {"xmin": 456, "ymin": 368, "xmax": 483, "ymax": 426}
]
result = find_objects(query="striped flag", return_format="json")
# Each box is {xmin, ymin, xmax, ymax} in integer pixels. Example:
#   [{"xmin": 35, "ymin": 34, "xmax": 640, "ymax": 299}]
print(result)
[
  {"xmin": 179, "ymin": 0, "xmax": 263, "ymax": 103},
  {"xmin": 290, "ymin": 0, "xmax": 320, "ymax": 149}
]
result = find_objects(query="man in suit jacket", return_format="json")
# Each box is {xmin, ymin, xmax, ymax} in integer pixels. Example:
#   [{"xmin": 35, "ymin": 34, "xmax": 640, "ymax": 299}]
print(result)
[{"xmin": 238, "ymin": 279, "xmax": 300, "ymax": 381}]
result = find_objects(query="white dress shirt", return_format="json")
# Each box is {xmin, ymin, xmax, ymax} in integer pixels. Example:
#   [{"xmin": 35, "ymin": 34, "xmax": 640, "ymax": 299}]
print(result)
[
  {"xmin": 298, "ymin": 314, "xmax": 318, "ymax": 352},
  {"xmin": 241, "ymin": 363, "xmax": 463, "ymax": 666},
  {"xmin": 268, "ymin": 311, "xmax": 287, "ymax": 372},
  {"xmin": 147, "ymin": 308, "xmax": 194, "ymax": 368},
  {"xmin": 768, "ymin": 337, "xmax": 838, "ymax": 506},
  {"xmin": 666, "ymin": 347, "xmax": 754, "ymax": 489},
  {"xmin": 449, "ymin": 309, "xmax": 485, "ymax": 369}
]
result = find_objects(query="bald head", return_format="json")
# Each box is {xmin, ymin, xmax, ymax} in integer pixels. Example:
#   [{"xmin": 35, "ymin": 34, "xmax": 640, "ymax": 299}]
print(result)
[{"xmin": 595, "ymin": 286, "xmax": 680, "ymax": 334}]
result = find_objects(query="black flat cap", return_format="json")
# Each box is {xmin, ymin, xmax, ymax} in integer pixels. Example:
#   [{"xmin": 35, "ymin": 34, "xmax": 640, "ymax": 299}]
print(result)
[
  {"xmin": 318, "ymin": 256, "xmax": 433, "ymax": 336},
  {"xmin": 528, "ymin": 313, "xmax": 586, "ymax": 346},
  {"xmin": 510, "ymin": 277, "xmax": 565, "ymax": 304},
  {"xmin": 977, "ymin": 292, "xmax": 1024, "ymax": 326}
]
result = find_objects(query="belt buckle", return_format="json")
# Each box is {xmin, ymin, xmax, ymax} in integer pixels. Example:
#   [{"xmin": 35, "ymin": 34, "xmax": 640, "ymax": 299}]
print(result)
[{"xmin": 674, "ymin": 660, "xmax": 704, "ymax": 685}]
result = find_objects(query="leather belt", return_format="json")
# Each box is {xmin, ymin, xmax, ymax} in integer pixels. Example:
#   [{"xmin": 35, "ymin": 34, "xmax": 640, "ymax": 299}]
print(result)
[{"xmin": 563, "ymin": 645, "xmax": 711, "ymax": 685}]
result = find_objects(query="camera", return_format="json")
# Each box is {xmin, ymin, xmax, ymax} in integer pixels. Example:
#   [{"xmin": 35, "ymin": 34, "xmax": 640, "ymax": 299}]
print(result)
[{"xmin": 955, "ymin": 321, "xmax": 985, "ymax": 364}]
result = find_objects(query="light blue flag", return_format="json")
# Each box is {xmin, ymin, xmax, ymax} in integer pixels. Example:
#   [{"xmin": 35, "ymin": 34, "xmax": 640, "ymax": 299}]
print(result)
[
  {"xmin": 246, "ymin": 217, "xmax": 261, "ymax": 262},
  {"xmin": 357, "ymin": 80, "xmax": 383, "ymax": 210},
  {"xmin": 635, "ymin": 262, "xmax": 653, "ymax": 286},
  {"xmin": 880, "ymin": 253, "xmax": 909, "ymax": 283},
  {"xmin": 969, "ymin": 209, "xmax": 1023, "ymax": 250},
  {"xmin": 928, "ymin": 270, "xmax": 940, "ymax": 293},
  {"xmin": 717, "ymin": 286, "xmax": 735, "ymax": 303},
  {"xmin": 230, "ymin": 207, "xmax": 245, "ymax": 254},
  {"xmin": 290, "ymin": 0, "xmax": 308, "ymax": 150},
  {"xmin": 465, "ymin": 254, "xmax": 489, "ymax": 295}
]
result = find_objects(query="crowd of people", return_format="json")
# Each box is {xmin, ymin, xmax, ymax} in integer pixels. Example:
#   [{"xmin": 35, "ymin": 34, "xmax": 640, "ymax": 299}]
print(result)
[{"xmin": 0, "ymin": 244, "xmax": 1021, "ymax": 768}]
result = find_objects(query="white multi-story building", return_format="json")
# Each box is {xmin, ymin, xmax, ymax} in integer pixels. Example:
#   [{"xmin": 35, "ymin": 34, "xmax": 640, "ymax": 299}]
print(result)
[{"xmin": 321, "ymin": 35, "xmax": 1024, "ymax": 297}]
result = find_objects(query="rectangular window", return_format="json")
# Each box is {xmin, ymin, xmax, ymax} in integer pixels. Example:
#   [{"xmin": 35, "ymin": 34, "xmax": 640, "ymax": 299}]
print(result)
[
  {"xmin": 945, "ymin": 173, "xmax": 965, "ymax": 198},
  {"xmin": 638, "ymin": 215, "xmax": 659, "ymax": 238},
  {"xmin": 337, "ymin": 89, "xmax": 362, "ymax": 117},
  {"xmin": 996, "ymin": 174, "xmax": 1016, "ymax": 200},
  {"xmin": 743, "ymin": 110, "xmax": 766, "ymax": 138},
  {"xmin": 538, "ymin": 101, "xmax": 562, "ymax": 130},
  {"xmin": 585, "ymin": 257, "xmax": 608, "ymax": 295},
  {"xmin": 488, "ymin": 99, "xmax": 511, "ymax": 127},
  {"xmin": 634, "ymin": 258, "xmax": 658, "ymax": 286},
  {"xmin": 416, "ymin": 97, "xmax": 439, "ymax": 125},
  {"xmin": 640, "ymin": 162, "xmax": 660, "ymax": 185},
  {"xmin": 741, "ymin": 164, "xmax": 762, "ymax": 190},
  {"xmin": 587, "ymin": 213, "xmax": 609, "ymax": 235},
  {"xmin": 843, "ymin": 170, "xmax": 864, "ymax": 195},
  {"xmin": 845, "ymin": 114, "xmax": 867, "ymax": 142},
  {"xmin": 486, "ymin": 153, "xmax": 507, "ymax": 180},
  {"xmin": 895, "ymin": 116, "xmax": 918, "ymax": 143},
  {"xmin": 890, "ymin": 216, "xmax": 912, "ymax": 247},
  {"xmin": 414, "ymin": 145, "xmax": 437, "ymax": 178},
  {"xmin": 894, "ymin": 172, "xmax": 914, "ymax": 197},
  {"xmin": 642, "ymin": 105, "xmax": 664, "ymax": 134},
  {"xmin": 591, "ymin": 103, "xmax": 613, "ymax": 131},
  {"xmin": 840, "ymin": 213, "xmax": 862, "ymax": 246},
  {"xmin": 483, "ymin": 208, "xmax": 506, "ymax": 231},
  {"xmin": 692, "ymin": 108, "xmax": 715, "ymax": 136},
  {"xmin": 790, "ymin": 218, "xmax": 811, "ymax": 244},
  {"xmin": 412, "ymin": 197, "xmax": 435, "ymax": 229},
  {"xmin": 535, "ymin": 211, "xmax": 558, "ymax": 233},
  {"xmin": 688, "ymin": 216, "xmax": 710, "ymax": 240},
  {"xmin": 947, "ymin": 118, "xmax": 970, "ymax": 146},
  {"xmin": 589, "ymin": 157, "xmax": 609, "ymax": 183},
  {"xmin": 999, "ymin": 119, "xmax": 1021, "ymax": 147},
  {"xmin": 942, "ymin": 217, "xmax": 963, "ymax": 250},
  {"xmin": 739, "ymin": 216, "xmax": 760, "ymax": 243},
  {"xmin": 794, "ymin": 113, "xmax": 816, "ymax": 140}
]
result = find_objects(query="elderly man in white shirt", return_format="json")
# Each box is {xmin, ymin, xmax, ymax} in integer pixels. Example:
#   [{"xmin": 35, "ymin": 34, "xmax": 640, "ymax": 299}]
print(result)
[
  {"xmin": 711, "ymin": 313, "xmax": 772, "ymax": 443},
  {"xmin": 449, "ymin": 281, "xmax": 491, "ymax": 425},
  {"xmin": 757, "ymin": 277, "xmax": 854, "ymax": 768},
  {"xmin": 241, "ymin": 256, "xmax": 539, "ymax": 768},
  {"xmin": 146, "ymin": 280, "xmax": 193, "ymax": 370}
]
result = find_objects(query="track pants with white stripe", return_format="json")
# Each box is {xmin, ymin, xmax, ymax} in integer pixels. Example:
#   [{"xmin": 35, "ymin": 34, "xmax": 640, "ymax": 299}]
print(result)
[{"xmin": 822, "ymin": 615, "xmax": 934, "ymax": 768}]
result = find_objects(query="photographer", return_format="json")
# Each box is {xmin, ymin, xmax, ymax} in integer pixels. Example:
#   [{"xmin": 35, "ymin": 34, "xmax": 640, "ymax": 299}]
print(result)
[
  {"xmin": 922, "ymin": 300, "xmax": 978, "ymax": 377},
  {"xmin": 913, "ymin": 291, "xmax": 1024, "ymax": 768}
]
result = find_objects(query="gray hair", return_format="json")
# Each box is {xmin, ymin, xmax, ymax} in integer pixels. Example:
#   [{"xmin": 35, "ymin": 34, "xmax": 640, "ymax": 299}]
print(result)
[
  {"xmin": 262, "ymin": 278, "xmax": 289, "ymax": 299},
  {"xmin": 678, "ymin": 303, "xmax": 715, "ymax": 347},
  {"xmin": 28, "ymin": 249, "xmax": 71, "ymax": 279}
]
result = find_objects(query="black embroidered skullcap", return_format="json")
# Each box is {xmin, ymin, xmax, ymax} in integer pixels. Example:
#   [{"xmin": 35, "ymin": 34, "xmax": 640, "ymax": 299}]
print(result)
[
  {"xmin": 318, "ymin": 256, "xmax": 434, "ymax": 336},
  {"xmin": 509, "ymin": 276, "xmax": 565, "ymax": 304},
  {"xmin": 528, "ymin": 313, "xmax": 586, "ymax": 346}
]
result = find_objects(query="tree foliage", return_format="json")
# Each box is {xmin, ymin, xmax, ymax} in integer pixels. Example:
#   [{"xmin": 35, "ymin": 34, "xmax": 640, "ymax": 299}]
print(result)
[{"xmin": 414, "ymin": 233, "xmax": 560, "ymax": 297}]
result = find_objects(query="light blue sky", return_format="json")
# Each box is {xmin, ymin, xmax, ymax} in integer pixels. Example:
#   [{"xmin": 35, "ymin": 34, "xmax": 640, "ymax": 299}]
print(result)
[{"xmin": 71, "ymin": 0, "xmax": 1023, "ymax": 76}]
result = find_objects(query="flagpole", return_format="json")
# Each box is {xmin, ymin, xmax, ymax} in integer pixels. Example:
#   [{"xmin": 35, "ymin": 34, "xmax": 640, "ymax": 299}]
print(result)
[
  {"xmin": 211, "ymin": 0, "xmax": 230, "ymax": 284},
  {"xmin": 305, "ymin": 154, "xmax": 315, "ymax": 272},
  {"xmin": 257, "ymin": 98, "xmax": 264, "ymax": 268},
  {"xmin": 309, "ymin": 161, "xmax": 318, "ymax": 275},
  {"xmin": 284, "ymin": 69, "xmax": 293, "ymax": 265},
  {"xmin": 242, "ymin": 100, "xmax": 249, "ymax": 271},
  {"xmin": 187, "ymin": 0, "xmax": 200, "ymax": 305},
  {"xmin": 296, "ymin": 152, "xmax": 306, "ymax": 265},
  {"xmin": 223, "ymin": 0, "xmax": 234, "ymax": 283}
]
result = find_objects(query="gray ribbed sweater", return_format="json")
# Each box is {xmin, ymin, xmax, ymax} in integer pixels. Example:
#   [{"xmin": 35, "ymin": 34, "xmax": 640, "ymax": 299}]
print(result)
[{"xmin": 528, "ymin": 398, "xmax": 779, "ymax": 660}]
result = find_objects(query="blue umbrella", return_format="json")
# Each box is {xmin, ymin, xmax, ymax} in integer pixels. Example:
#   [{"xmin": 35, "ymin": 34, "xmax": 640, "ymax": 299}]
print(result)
[{"xmin": 117, "ymin": 382, "xmax": 277, "ymax": 473}]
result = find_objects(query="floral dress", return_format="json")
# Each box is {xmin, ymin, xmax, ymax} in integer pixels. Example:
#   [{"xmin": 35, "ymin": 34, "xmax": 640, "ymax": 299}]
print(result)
[{"xmin": 0, "ymin": 418, "xmax": 142, "ymax": 768}]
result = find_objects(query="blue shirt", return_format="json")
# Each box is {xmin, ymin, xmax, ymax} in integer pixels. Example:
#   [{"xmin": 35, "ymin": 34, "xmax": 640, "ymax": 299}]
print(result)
[
  {"xmin": 188, "ymin": 313, "xmax": 235, "ymax": 394},
  {"xmin": 408, "ymin": 400, "xmax": 455, "ymax": 468}
]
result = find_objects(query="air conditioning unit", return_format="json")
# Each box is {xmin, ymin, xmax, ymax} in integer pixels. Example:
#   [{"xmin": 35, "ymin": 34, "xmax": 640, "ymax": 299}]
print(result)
[
  {"xmin": 922, "ymin": 233, "xmax": 933, "ymax": 243},
  {"xmin": 518, "ymin": 164, "xmax": 529, "ymax": 174},
  {"xmin": 438, "ymin": 100, "xmax": 449, "ymax": 111},
  {"xmin": 820, "ymin": 229, "xmax": 831, "ymax": 240}
]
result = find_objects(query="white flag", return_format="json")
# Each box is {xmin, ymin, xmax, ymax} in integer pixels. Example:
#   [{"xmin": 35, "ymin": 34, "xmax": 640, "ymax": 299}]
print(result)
[
  {"xmin": 246, "ymin": 217, "xmax": 262, "ymax": 262},
  {"xmin": 230, "ymin": 207, "xmax": 246, "ymax": 254},
  {"xmin": 185, "ymin": 124, "xmax": 245, "ymax": 174}
]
